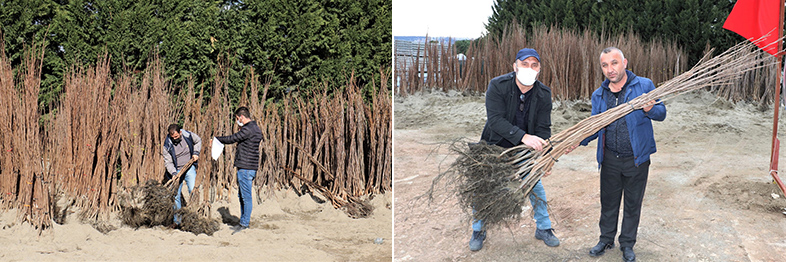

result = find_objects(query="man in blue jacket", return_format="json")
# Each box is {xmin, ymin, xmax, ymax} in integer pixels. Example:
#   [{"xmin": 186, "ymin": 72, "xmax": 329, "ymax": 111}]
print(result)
[
  {"xmin": 470, "ymin": 48, "xmax": 560, "ymax": 252},
  {"xmin": 576, "ymin": 47, "xmax": 666, "ymax": 262},
  {"xmin": 216, "ymin": 106, "xmax": 263, "ymax": 234}
]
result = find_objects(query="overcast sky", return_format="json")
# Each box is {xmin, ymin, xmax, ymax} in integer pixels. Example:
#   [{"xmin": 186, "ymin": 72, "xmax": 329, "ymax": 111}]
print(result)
[{"xmin": 393, "ymin": 0, "xmax": 497, "ymax": 39}]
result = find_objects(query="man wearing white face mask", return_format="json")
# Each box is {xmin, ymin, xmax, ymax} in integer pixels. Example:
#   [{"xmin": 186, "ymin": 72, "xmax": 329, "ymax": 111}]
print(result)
[
  {"xmin": 470, "ymin": 48, "xmax": 559, "ymax": 251},
  {"xmin": 216, "ymin": 106, "xmax": 263, "ymax": 234}
]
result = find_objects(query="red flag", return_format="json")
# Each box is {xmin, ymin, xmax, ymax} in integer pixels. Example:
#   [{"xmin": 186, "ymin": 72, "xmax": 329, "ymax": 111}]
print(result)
[{"xmin": 723, "ymin": 0, "xmax": 782, "ymax": 55}]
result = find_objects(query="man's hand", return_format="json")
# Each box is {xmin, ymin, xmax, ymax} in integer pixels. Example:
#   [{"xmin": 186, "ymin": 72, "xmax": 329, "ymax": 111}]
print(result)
[
  {"xmin": 192, "ymin": 155, "xmax": 199, "ymax": 161},
  {"xmin": 521, "ymin": 134, "xmax": 546, "ymax": 151},
  {"xmin": 565, "ymin": 144, "xmax": 579, "ymax": 154},
  {"xmin": 643, "ymin": 100, "xmax": 657, "ymax": 112}
]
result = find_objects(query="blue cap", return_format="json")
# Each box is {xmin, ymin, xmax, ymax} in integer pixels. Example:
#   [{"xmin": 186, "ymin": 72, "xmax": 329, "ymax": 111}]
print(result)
[{"xmin": 516, "ymin": 48, "xmax": 540, "ymax": 62}]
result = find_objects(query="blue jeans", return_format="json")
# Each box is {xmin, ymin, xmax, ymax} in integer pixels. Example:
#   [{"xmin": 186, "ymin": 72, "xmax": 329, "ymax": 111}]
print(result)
[
  {"xmin": 237, "ymin": 169, "xmax": 257, "ymax": 227},
  {"xmin": 173, "ymin": 165, "xmax": 197, "ymax": 224},
  {"xmin": 472, "ymin": 180, "xmax": 552, "ymax": 231}
]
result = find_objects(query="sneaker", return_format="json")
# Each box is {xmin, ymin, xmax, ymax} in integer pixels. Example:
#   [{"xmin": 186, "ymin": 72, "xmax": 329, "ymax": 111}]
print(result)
[
  {"xmin": 231, "ymin": 225, "xmax": 248, "ymax": 235},
  {"xmin": 469, "ymin": 230, "xmax": 486, "ymax": 251},
  {"xmin": 534, "ymin": 228, "xmax": 560, "ymax": 247}
]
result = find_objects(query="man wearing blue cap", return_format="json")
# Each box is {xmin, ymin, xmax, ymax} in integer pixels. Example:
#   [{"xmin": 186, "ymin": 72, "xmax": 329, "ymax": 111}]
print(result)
[{"xmin": 471, "ymin": 48, "xmax": 559, "ymax": 251}]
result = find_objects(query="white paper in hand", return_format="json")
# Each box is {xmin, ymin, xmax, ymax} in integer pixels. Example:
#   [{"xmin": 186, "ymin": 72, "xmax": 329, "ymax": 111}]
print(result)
[{"xmin": 211, "ymin": 137, "xmax": 224, "ymax": 160}]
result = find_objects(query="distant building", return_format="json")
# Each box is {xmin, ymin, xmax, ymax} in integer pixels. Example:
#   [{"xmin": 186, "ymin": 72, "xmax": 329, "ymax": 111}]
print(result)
[
  {"xmin": 394, "ymin": 37, "xmax": 469, "ymax": 88},
  {"xmin": 394, "ymin": 40, "xmax": 426, "ymax": 72}
]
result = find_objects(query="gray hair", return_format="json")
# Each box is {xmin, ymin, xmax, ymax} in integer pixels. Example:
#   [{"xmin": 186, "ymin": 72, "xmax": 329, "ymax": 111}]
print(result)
[{"xmin": 600, "ymin": 47, "xmax": 625, "ymax": 61}]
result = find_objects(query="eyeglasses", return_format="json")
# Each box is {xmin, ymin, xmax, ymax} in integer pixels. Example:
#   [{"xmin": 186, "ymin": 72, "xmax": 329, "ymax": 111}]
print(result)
[{"xmin": 519, "ymin": 94, "xmax": 526, "ymax": 111}]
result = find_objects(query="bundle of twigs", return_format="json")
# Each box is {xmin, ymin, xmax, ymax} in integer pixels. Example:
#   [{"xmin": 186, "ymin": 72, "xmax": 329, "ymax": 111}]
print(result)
[
  {"xmin": 285, "ymin": 167, "xmax": 374, "ymax": 218},
  {"xmin": 121, "ymin": 159, "xmax": 220, "ymax": 235},
  {"xmin": 120, "ymin": 180, "xmax": 174, "ymax": 228},
  {"xmin": 0, "ymin": 29, "xmax": 51, "ymax": 233},
  {"xmin": 454, "ymin": 142, "xmax": 525, "ymax": 227},
  {"xmin": 165, "ymin": 158, "xmax": 220, "ymax": 235},
  {"xmin": 513, "ymin": 39, "xmax": 778, "ymax": 197},
  {"xmin": 455, "ymin": 39, "xmax": 779, "ymax": 228},
  {"xmin": 164, "ymin": 158, "xmax": 197, "ymax": 191}
]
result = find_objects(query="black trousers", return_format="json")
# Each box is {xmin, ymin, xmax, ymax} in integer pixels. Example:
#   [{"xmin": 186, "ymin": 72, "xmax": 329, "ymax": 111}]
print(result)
[{"xmin": 598, "ymin": 155, "xmax": 650, "ymax": 248}]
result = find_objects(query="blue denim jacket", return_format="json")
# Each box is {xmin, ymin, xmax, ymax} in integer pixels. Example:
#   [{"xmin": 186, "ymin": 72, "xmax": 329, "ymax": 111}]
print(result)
[{"xmin": 580, "ymin": 70, "xmax": 666, "ymax": 167}]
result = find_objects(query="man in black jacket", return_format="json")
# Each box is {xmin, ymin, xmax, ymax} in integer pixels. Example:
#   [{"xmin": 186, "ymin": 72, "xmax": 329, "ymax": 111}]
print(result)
[
  {"xmin": 216, "ymin": 106, "xmax": 263, "ymax": 233},
  {"xmin": 470, "ymin": 48, "xmax": 559, "ymax": 251}
]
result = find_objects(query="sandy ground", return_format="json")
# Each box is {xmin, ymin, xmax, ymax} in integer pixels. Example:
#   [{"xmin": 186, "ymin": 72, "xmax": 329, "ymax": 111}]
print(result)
[
  {"xmin": 394, "ymin": 90, "xmax": 786, "ymax": 261},
  {"xmin": 0, "ymin": 189, "xmax": 392, "ymax": 261}
]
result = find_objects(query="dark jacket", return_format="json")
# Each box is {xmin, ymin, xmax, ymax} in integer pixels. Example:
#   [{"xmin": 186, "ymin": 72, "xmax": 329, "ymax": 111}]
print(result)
[
  {"xmin": 580, "ymin": 70, "xmax": 667, "ymax": 167},
  {"xmin": 480, "ymin": 72, "xmax": 552, "ymax": 146},
  {"xmin": 217, "ymin": 121, "xmax": 263, "ymax": 170},
  {"xmin": 162, "ymin": 129, "xmax": 201, "ymax": 177}
]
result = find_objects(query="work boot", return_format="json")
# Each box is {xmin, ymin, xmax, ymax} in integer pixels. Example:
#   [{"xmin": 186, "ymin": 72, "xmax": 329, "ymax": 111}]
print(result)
[
  {"xmin": 621, "ymin": 246, "xmax": 636, "ymax": 262},
  {"xmin": 534, "ymin": 228, "xmax": 560, "ymax": 247},
  {"xmin": 589, "ymin": 241, "xmax": 614, "ymax": 256},
  {"xmin": 469, "ymin": 230, "xmax": 486, "ymax": 251}
]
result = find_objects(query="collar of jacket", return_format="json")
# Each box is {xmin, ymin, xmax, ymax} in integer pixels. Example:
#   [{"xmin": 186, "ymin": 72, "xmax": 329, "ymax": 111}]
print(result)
[
  {"xmin": 600, "ymin": 70, "xmax": 637, "ymax": 93},
  {"xmin": 504, "ymin": 71, "xmax": 545, "ymax": 97},
  {"xmin": 165, "ymin": 129, "xmax": 193, "ymax": 147},
  {"xmin": 164, "ymin": 129, "xmax": 196, "ymax": 170},
  {"xmin": 242, "ymin": 120, "xmax": 257, "ymax": 130}
]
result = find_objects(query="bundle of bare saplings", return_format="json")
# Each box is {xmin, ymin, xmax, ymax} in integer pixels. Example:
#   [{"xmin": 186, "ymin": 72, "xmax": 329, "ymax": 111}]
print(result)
[
  {"xmin": 0, "ymin": 35, "xmax": 391, "ymax": 234},
  {"xmin": 119, "ymin": 159, "xmax": 219, "ymax": 235},
  {"xmin": 446, "ymin": 39, "xmax": 779, "ymax": 229}
]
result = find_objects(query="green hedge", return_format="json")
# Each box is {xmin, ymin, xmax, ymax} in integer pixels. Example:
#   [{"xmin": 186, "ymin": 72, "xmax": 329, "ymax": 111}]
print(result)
[
  {"xmin": 485, "ymin": 0, "xmax": 741, "ymax": 65},
  {"xmin": 0, "ymin": 0, "xmax": 391, "ymax": 109}
]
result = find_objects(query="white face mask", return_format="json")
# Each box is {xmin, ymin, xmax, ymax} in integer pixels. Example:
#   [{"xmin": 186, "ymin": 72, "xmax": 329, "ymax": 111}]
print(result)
[
  {"xmin": 516, "ymin": 67, "xmax": 538, "ymax": 86},
  {"xmin": 237, "ymin": 120, "xmax": 244, "ymax": 127}
]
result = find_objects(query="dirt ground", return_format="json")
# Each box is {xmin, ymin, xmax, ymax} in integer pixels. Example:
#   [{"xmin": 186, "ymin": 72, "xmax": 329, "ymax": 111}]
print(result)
[
  {"xmin": 394, "ymin": 90, "xmax": 786, "ymax": 261},
  {"xmin": 0, "ymin": 189, "xmax": 392, "ymax": 261}
]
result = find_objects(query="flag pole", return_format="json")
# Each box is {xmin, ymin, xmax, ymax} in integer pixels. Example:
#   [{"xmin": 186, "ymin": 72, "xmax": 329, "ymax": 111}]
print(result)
[{"xmin": 769, "ymin": 0, "xmax": 786, "ymax": 196}]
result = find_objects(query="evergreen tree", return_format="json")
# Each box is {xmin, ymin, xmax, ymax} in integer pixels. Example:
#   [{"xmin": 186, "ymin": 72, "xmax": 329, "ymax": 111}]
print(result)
[
  {"xmin": 485, "ymin": 0, "xmax": 741, "ymax": 65},
  {"xmin": 0, "ymin": 0, "xmax": 60, "ymax": 110},
  {"xmin": 1, "ymin": 0, "xmax": 392, "ymax": 108}
]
